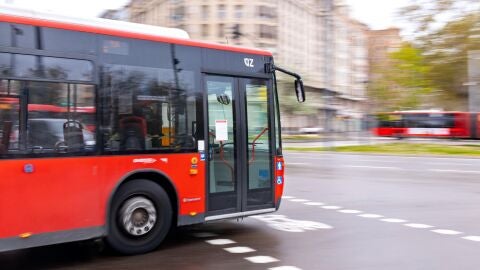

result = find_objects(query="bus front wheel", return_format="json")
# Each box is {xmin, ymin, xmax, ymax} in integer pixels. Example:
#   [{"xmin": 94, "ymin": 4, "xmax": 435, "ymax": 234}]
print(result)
[{"xmin": 106, "ymin": 179, "xmax": 172, "ymax": 255}]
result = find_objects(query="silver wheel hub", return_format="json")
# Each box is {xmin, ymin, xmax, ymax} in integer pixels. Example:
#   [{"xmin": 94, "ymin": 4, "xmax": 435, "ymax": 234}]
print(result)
[{"xmin": 120, "ymin": 196, "xmax": 157, "ymax": 236}]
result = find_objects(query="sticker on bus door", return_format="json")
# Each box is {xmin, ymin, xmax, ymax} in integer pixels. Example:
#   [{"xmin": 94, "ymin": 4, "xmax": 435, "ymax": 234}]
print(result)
[{"xmin": 215, "ymin": 120, "xmax": 228, "ymax": 141}]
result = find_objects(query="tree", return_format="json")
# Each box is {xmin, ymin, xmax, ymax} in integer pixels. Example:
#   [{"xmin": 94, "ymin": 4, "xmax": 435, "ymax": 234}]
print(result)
[
  {"xmin": 369, "ymin": 43, "xmax": 434, "ymax": 111},
  {"xmin": 398, "ymin": 1, "xmax": 480, "ymax": 109},
  {"xmin": 399, "ymin": 0, "xmax": 479, "ymax": 37}
]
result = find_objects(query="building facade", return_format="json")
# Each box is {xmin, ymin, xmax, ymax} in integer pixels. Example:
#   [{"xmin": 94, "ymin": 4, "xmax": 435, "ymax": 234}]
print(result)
[{"xmin": 105, "ymin": 0, "xmax": 369, "ymax": 133}]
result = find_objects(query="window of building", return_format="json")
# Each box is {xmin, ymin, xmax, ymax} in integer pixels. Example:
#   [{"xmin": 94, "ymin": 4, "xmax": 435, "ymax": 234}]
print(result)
[
  {"xmin": 218, "ymin": 4, "xmax": 226, "ymax": 19},
  {"xmin": 257, "ymin": 6, "xmax": 276, "ymax": 19},
  {"xmin": 218, "ymin": 24, "xmax": 225, "ymax": 38},
  {"xmin": 258, "ymin": 25, "xmax": 277, "ymax": 39},
  {"xmin": 202, "ymin": 24, "xmax": 209, "ymax": 37},
  {"xmin": 172, "ymin": 6, "xmax": 185, "ymax": 21},
  {"xmin": 202, "ymin": 5, "xmax": 209, "ymax": 20},
  {"xmin": 234, "ymin": 5, "xmax": 243, "ymax": 19}
]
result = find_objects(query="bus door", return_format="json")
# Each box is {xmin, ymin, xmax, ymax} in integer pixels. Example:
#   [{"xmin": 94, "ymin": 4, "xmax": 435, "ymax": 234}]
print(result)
[{"xmin": 205, "ymin": 75, "xmax": 274, "ymax": 216}]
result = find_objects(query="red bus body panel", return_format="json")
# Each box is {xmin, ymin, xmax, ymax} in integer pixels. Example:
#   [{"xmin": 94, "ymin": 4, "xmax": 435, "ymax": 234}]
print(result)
[
  {"xmin": 0, "ymin": 153, "xmax": 205, "ymax": 239},
  {"xmin": 274, "ymin": 156, "xmax": 285, "ymax": 205}
]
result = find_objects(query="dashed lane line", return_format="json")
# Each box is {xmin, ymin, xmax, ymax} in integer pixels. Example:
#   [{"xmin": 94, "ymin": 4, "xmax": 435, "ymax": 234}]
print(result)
[
  {"xmin": 205, "ymin": 239, "xmax": 236, "ymax": 245},
  {"xmin": 290, "ymin": 199, "xmax": 310, "ymax": 202},
  {"xmin": 431, "ymin": 229, "xmax": 463, "ymax": 235},
  {"xmin": 269, "ymin": 266, "xmax": 303, "ymax": 270},
  {"xmin": 404, "ymin": 223, "xmax": 434, "ymax": 229},
  {"xmin": 338, "ymin": 209, "xmax": 363, "ymax": 214},
  {"xmin": 245, "ymin": 256, "xmax": 280, "ymax": 264},
  {"xmin": 282, "ymin": 196, "xmax": 295, "ymax": 199},
  {"xmin": 198, "ymin": 234, "xmax": 303, "ymax": 270},
  {"xmin": 287, "ymin": 196, "xmax": 480, "ymax": 244},
  {"xmin": 380, "ymin": 218, "xmax": 407, "ymax": 223},
  {"xmin": 462, "ymin": 236, "xmax": 480, "ymax": 242},
  {"xmin": 322, "ymin": 206, "xmax": 343, "ymax": 210},
  {"xmin": 224, "ymin": 246, "xmax": 256, "ymax": 254},
  {"xmin": 358, "ymin": 214, "xmax": 383, "ymax": 218},
  {"xmin": 303, "ymin": 202, "xmax": 325, "ymax": 206}
]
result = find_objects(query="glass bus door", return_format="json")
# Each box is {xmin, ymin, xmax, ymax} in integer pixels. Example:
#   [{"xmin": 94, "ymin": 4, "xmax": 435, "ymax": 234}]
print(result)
[{"xmin": 205, "ymin": 75, "xmax": 274, "ymax": 216}]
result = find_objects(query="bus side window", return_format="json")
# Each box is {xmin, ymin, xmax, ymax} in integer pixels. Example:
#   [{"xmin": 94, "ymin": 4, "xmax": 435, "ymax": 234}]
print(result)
[{"xmin": 0, "ymin": 121, "xmax": 12, "ymax": 154}]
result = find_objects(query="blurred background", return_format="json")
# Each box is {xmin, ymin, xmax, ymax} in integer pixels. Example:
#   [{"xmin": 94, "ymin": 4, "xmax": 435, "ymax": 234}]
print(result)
[{"xmin": 3, "ymin": 0, "xmax": 479, "ymax": 141}]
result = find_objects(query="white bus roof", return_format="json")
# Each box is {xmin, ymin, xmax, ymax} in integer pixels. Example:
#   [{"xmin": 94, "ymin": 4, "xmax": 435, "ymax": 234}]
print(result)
[{"xmin": 0, "ymin": 4, "xmax": 190, "ymax": 40}]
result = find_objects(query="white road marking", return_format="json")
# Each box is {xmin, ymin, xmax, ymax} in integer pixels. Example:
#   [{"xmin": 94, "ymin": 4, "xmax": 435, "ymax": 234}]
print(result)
[
  {"xmin": 358, "ymin": 214, "xmax": 384, "ymax": 218},
  {"xmin": 223, "ymin": 246, "xmax": 256, "ymax": 254},
  {"xmin": 321, "ymin": 205, "xmax": 342, "ymax": 210},
  {"xmin": 288, "ymin": 162, "xmax": 309, "ymax": 166},
  {"xmin": 381, "ymin": 218, "xmax": 407, "ymax": 223},
  {"xmin": 338, "ymin": 209, "xmax": 363, "ymax": 214},
  {"xmin": 343, "ymin": 165, "xmax": 400, "ymax": 170},
  {"xmin": 252, "ymin": 214, "xmax": 333, "ymax": 232},
  {"xmin": 245, "ymin": 256, "xmax": 280, "ymax": 264},
  {"xmin": 462, "ymin": 236, "xmax": 480, "ymax": 242},
  {"xmin": 404, "ymin": 223, "xmax": 434, "ymax": 229},
  {"xmin": 304, "ymin": 202, "xmax": 325, "ymax": 206},
  {"xmin": 205, "ymin": 239, "xmax": 236, "ymax": 245},
  {"xmin": 290, "ymin": 199, "xmax": 310, "ymax": 202},
  {"xmin": 192, "ymin": 232, "xmax": 218, "ymax": 238},
  {"xmin": 282, "ymin": 196, "xmax": 295, "ymax": 199},
  {"xmin": 431, "ymin": 229, "xmax": 463, "ymax": 235},
  {"xmin": 269, "ymin": 266, "xmax": 303, "ymax": 270},
  {"xmin": 429, "ymin": 169, "xmax": 480, "ymax": 174}
]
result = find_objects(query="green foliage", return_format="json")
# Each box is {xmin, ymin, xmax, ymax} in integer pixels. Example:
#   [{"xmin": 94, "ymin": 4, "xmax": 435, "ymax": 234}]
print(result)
[
  {"xmin": 397, "ymin": 1, "xmax": 480, "ymax": 110},
  {"xmin": 369, "ymin": 42, "xmax": 434, "ymax": 111}
]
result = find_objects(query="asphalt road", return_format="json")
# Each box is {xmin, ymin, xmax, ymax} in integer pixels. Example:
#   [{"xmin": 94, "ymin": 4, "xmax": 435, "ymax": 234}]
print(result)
[{"xmin": 3, "ymin": 152, "xmax": 480, "ymax": 269}]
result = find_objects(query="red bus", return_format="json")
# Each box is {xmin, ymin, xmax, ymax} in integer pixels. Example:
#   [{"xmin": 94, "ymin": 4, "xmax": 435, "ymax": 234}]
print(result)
[
  {"xmin": 0, "ymin": 6, "xmax": 305, "ymax": 254},
  {"xmin": 372, "ymin": 111, "xmax": 480, "ymax": 139}
]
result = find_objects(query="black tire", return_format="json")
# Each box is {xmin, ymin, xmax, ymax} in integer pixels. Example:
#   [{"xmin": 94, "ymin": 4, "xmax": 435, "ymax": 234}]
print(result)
[{"xmin": 106, "ymin": 179, "xmax": 173, "ymax": 255}]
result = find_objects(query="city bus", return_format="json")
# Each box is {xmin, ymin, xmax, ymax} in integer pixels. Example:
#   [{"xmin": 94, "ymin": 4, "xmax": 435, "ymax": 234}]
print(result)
[
  {"xmin": 0, "ymin": 6, "xmax": 305, "ymax": 254},
  {"xmin": 373, "ymin": 111, "xmax": 480, "ymax": 139}
]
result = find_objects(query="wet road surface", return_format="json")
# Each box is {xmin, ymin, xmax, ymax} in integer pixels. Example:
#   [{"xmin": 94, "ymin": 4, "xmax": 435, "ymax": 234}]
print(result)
[{"xmin": 3, "ymin": 152, "xmax": 480, "ymax": 269}]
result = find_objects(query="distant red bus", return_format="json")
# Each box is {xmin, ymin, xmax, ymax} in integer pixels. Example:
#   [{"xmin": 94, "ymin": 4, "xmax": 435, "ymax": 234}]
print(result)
[{"xmin": 372, "ymin": 111, "xmax": 480, "ymax": 139}]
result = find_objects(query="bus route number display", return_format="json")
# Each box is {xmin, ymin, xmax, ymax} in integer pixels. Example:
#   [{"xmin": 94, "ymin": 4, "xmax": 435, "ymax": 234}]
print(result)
[{"xmin": 215, "ymin": 120, "xmax": 228, "ymax": 141}]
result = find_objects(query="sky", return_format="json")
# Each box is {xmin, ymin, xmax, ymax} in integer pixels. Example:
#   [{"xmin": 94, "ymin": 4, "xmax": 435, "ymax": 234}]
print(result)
[
  {"xmin": 2, "ymin": 0, "xmax": 409, "ymax": 31},
  {"xmin": 345, "ymin": 0, "xmax": 411, "ymax": 30}
]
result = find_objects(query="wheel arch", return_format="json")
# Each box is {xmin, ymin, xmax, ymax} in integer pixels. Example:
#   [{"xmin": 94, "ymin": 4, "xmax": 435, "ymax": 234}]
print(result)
[{"xmin": 105, "ymin": 169, "xmax": 179, "ymax": 234}]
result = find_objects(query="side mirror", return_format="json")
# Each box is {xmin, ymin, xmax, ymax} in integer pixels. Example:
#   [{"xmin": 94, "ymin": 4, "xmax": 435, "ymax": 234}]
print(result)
[{"xmin": 294, "ymin": 79, "xmax": 306, "ymax": 103}]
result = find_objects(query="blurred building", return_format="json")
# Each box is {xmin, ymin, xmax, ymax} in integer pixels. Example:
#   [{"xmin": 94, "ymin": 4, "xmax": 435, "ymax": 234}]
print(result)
[
  {"xmin": 367, "ymin": 27, "xmax": 402, "ymax": 82},
  {"xmin": 103, "ymin": 0, "xmax": 369, "ymax": 133}
]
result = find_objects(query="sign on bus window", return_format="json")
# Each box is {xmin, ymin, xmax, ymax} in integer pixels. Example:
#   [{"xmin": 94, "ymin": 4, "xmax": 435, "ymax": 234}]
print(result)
[{"xmin": 215, "ymin": 120, "xmax": 228, "ymax": 141}]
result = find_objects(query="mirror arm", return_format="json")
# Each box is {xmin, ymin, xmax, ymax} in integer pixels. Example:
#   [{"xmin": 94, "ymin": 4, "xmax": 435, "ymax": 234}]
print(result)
[{"xmin": 267, "ymin": 64, "xmax": 302, "ymax": 81}]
